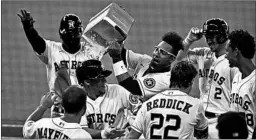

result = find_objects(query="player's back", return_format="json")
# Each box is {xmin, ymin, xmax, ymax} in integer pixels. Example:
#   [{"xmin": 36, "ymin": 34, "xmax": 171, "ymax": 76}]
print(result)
[
  {"xmin": 141, "ymin": 90, "xmax": 207, "ymax": 139},
  {"xmin": 24, "ymin": 117, "xmax": 91, "ymax": 139}
]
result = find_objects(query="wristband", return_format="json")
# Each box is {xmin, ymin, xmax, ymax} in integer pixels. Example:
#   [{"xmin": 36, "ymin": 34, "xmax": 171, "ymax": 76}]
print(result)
[
  {"xmin": 113, "ymin": 61, "xmax": 128, "ymax": 76},
  {"xmin": 183, "ymin": 37, "xmax": 193, "ymax": 44}
]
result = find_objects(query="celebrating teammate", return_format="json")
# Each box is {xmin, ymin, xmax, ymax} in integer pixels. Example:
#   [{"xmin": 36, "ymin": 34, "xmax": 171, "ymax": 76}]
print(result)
[
  {"xmin": 176, "ymin": 18, "xmax": 239, "ymax": 138},
  {"xmin": 76, "ymin": 59, "xmax": 142, "ymax": 139},
  {"xmin": 108, "ymin": 31, "xmax": 184, "ymax": 101},
  {"xmin": 127, "ymin": 61, "xmax": 208, "ymax": 139},
  {"xmin": 23, "ymin": 86, "xmax": 91, "ymax": 139},
  {"xmin": 225, "ymin": 29, "xmax": 256, "ymax": 138},
  {"xmin": 18, "ymin": 10, "xmax": 97, "ymax": 117}
]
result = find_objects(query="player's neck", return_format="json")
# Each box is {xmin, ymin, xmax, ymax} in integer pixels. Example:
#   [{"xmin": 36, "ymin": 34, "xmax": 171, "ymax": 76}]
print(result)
[
  {"xmin": 61, "ymin": 114, "xmax": 81, "ymax": 124},
  {"xmin": 215, "ymin": 43, "xmax": 227, "ymax": 58},
  {"xmin": 87, "ymin": 92, "xmax": 101, "ymax": 101},
  {"xmin": 169, "ymin": 87, "xmax": 190, "ymax": 95},
  {"xmin": 149, "ymin": 65, "xmax": 170, "ymax": 73},
  {"xmin": 62, "ymin": 43, "xmax": 81, "ymax": 54},
  {"xmin": 215, "ymin": 48, "xmax": 226, "ymax": 58},
  {"xmin": 238, "ymin": 58, "xmax": 255, "ymax": 79}
]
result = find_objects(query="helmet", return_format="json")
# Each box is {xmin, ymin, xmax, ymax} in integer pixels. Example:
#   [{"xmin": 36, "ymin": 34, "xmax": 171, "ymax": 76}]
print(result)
[
  {"xmin": 202, "ymin": 18, "xmax": 229, "ymax": 44},
  {"xmin": 59, "ymin": 14, "xmax": 83, "ymax": 43},
  {"xmin": 76, "ymin": 60, "xmax": 112, "ymax": 85}
]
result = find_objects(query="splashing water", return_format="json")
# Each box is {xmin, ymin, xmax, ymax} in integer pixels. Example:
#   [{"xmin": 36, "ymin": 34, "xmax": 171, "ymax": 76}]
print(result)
[{"xmin": 82, "ymin": 34, "xmax": 108, "ymax": 60}]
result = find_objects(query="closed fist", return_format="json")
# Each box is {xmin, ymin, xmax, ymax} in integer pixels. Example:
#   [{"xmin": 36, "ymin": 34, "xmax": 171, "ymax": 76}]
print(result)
[{"xmin": 185, "ymin": 27, "xmax": 203, "ymax": 43}]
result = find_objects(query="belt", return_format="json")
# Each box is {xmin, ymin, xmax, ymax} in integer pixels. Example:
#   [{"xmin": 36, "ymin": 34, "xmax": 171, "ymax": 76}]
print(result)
[{"xmin": 205, "ymin": 111, "xmax": 220, "ymax": 119}]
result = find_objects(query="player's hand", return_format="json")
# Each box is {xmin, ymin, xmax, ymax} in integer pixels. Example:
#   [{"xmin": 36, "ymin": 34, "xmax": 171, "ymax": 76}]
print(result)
[
  {"xmin": 185, "ymin": 27, "xmax": 203, "ymax": 43},
  {"xmin": 17, "ymin": 9, "xmax": 35, "ymax": 28},
  {"xmin": 101, "ymin": 126, "xmax": 126, "ymax": 139},
  {"xmin": 39, "ymin": 92, "xmax": 56, "ymax": 109},
  {"xmin": 107, "ymin": 41, "xmax": 123, "ymax": 60}
]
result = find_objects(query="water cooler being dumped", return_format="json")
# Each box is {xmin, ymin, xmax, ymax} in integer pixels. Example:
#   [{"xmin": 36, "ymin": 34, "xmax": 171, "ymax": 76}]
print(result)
[{"xmin": 83, "ymin": 3, "xmax": 135, "ymax": 59}]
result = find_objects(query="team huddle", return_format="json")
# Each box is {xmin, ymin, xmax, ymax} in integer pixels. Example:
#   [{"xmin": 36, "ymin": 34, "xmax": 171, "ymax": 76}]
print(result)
[{"xmin": 18, "ymin": 7, "xmax": 255, "ymax": 139}]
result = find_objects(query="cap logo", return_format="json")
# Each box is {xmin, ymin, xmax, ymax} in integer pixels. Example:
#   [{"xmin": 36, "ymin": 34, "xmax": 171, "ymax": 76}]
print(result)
[
  {"xmin": 68, "ymin": 20, "xmax": 75, "ymax": 29},
  {"xmin": 204, "ymin": 24, "xmax": 208, "ymax": 30}
]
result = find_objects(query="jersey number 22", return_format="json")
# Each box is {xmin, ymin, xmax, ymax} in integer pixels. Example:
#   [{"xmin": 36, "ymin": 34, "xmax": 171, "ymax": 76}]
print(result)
[{"xmin": 150, "ymin": 113, "xmax": 181, "ymax": 139}]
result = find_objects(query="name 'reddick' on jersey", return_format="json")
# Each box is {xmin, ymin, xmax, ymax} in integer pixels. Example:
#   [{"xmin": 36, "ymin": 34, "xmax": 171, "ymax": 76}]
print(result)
[{"xmin": 132, "ymin": 90, "xmax": 208, "ymax": 139}]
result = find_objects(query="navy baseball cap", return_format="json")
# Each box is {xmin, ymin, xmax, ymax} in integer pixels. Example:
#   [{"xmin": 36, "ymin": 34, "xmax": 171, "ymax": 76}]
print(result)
[
  {"xmin": 76, "ymin": 60, "xmax": 112, "ymax": 83},
  {"xmin": 216, "ymin": 111, "xmax": 248, "ymax": 139}
]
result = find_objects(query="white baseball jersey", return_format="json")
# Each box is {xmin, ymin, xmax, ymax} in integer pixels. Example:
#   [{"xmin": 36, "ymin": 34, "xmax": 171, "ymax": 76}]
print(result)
[
  {"xmin": 131, "ymin": 89, "xmax": 208, "ymax": 139},
  {"xmin": 80, "ymin": 84, "xmax": 142, "ymax": 130},
  {"xmin": 186, "ymin": 47, "xmax": 238, "ymax": 114},
  {"xmin": 230, "ymin": 70, "xmax": 256, "ymax": 139},
  {"xmin": 36, "ymin": 39, "xmax": 98, "ymax": 91},
  {"xmin": 125, "ymin": 50, "xmax": 170, "ymax": 101},
  {"xmin": 23, "ymin": 117, "xmax": 91, "ymax": 139}
]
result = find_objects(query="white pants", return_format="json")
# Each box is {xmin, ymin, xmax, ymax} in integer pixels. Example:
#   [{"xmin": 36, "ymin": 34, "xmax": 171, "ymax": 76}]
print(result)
[{"xmin": 207, "ymin": 117, "xmax": 219, "ymax": 139}]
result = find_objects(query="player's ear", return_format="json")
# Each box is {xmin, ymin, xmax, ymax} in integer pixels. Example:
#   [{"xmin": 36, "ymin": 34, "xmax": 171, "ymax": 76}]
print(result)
[
  {"xmin": 233, "ymin": 47, "xmax": 239, "ymax": 56},
  {"xmin": 84, "ymin": 80, "xmax": 90, "ymax": 86},
  {"xmin": 169, "ymin": 55, "xmax": 176, "ymax": 64}
]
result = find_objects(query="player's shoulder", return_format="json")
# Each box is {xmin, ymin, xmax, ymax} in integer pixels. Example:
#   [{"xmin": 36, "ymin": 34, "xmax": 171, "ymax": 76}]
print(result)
[
  {"xmin": 106, "ymin": 84, "xmax": 129, "ymax": 96},
  {"xmin": 73, "ymin": 129, "xmax": 92, "ymax": 139},
  {"xmin": 146, "ymin": 91, "xmax": 166, "ymax": 102},
  {"xmin": 127, "ymin": 49, "xmax": 152, "ymax": 63},
  {"xmin": 33, "ymin": 118, "xmax": 51, "ymax": 126},
  {"xmin": 44, "ymin": 39, "xmax": 62, "ymax": 49}
]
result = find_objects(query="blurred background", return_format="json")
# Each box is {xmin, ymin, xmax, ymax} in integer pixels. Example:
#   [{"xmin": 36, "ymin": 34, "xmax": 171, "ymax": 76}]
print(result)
[{"xmin": 1, "ymin": 0, "xmax": 255, "ymax": 137}]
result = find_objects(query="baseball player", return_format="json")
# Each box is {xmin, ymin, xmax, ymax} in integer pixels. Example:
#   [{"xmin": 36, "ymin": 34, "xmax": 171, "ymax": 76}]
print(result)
[
  {"xmin": 18, "ymin": 10, "xmax": 98, "ymax": 117},
  {"xmin": 176, "ymin": 18, "xmax": 239, "ymax": 138},
  {"xmin": 76, "ymin": 59, "xmax": 142, "ymax": 139},
  {"xmin": 23, "ymin": 86, "xmax": 91, "ymax": 139},
  {"xmin": 226, "ymin": 29, "xmax": 256, "ymax": 139},
  {"xmin": 108, "ymin": 32, "xmax": 184, "ymax": 101},
  {"xmin": 127, "ymin": 61, "xmax": 208, "ymax": 139}
]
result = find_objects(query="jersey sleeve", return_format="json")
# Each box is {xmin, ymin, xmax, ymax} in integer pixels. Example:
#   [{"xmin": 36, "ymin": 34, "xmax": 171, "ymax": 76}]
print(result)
[
  {"xmin": 80, "ymin": 114, "xmax": 88, "ymax": 128},
  {"xmin": 230, "ymin": 67, "xmax": 240, "ymax": 83},
  {"xmin": 76, "ymin": 130, "xmax": 92, "ymax": 139},
  {"xmin": 23, "ymin": 120, "xmax": 38, "ymax": 139},
  {"xmin": 119, "ymin": 85, "xmax": 142, "ymax": 114},
  {"xmin": 126, "ymin": 49, "xmax": 152, "ymax": 70},
  {"xmin": 131, "ymin": 103, "xmax": 146, "ymax": 134},
  {"xmin": 187, "ymin": 47, "xmax": 211, "ymax": 64},
  {"xmin": 195, "ymin": 101, "xmax": 208, "ymax": 130}
]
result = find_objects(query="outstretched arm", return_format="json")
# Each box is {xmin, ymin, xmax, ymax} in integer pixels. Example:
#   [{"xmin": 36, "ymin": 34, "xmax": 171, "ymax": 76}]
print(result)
[
  {"xmin": 17, "ymin": 9, "xmax": 46, "ymax": 55},
  {"xmin": 108, "ymin": 42, "xmax": 143, "ymax": 96}
]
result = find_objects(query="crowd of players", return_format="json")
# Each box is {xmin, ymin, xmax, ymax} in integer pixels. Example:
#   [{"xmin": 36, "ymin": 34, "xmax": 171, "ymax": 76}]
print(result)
[{"xmin": 17, "ymin": 8, "xmax": 256, "ymax": 139}]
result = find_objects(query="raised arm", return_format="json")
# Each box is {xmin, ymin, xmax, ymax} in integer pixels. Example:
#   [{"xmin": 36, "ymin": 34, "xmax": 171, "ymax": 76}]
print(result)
[
  {"xmin": 176, "ymin": 27, "xmax": 203, "ymax": 61},
  {"xmin": 25, "ymin": 92, "xmax": 55, "ymax": 122},
  {"xmin": 108, "ymin": 42, "xmax": 144, "ymax": 96},
  {"xmin": 17, "ymin": 9, "xmax": 46, "ymax": 55}
]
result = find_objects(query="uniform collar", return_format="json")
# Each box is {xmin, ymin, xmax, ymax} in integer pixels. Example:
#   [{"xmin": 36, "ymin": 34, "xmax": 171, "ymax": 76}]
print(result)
[
  {"xmin": 59, "ymin": 41, "xmax": 87, "ymax": 55},
  {"xmin": 52, "ymin": 118, "xmax": 82, "ymax": 129},
  {"xmin": 143, "ymin": 65, "xmax": 170, "ymax": 76},
  {"xmin": 160, "ymin": 89, "xmax": 188, "ymax": 96}
]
